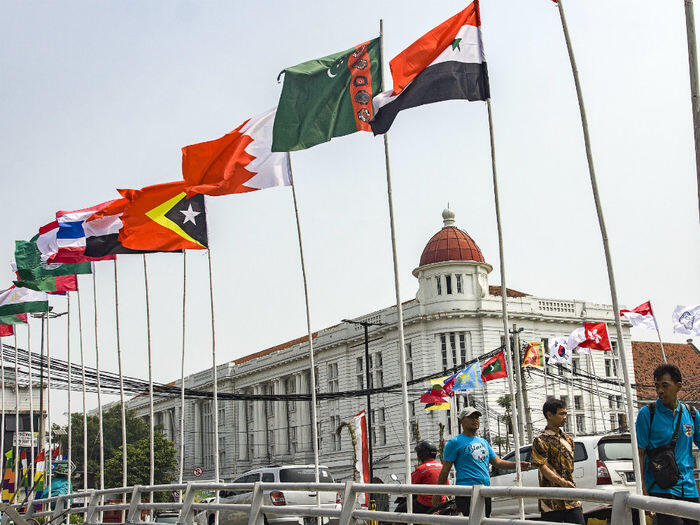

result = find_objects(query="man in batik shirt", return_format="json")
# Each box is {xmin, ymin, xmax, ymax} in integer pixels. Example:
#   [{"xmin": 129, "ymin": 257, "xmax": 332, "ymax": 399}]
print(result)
[{"xmin": 531, "ymin": 398, "xmax": 584, "ymax": 524}]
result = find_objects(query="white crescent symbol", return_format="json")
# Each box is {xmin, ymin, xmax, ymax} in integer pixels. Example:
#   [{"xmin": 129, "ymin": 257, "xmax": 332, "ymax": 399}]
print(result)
[{"xmin": 327, "ymin": 69, "xmax": 336, "ymax": 78}]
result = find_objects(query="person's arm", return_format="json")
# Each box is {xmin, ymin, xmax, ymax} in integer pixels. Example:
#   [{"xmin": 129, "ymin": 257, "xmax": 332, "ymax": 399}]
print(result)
[
  {"xmin": 538, "ymin": 463, "xmax": 575, "ymax": 488},
  {"xmin": 430, "ymin": 461, "xmax": 452, "ymax": 507},
  {"xmin": 637, "ymin": 448, "xmax": 647, "ymax": 495},
  {"xmin": 490, "ymin": 457, "xmax": 530, "ymax": 472},
  {"xmin": 692, "ymin": 409, "xmax": 700, "ymax": 449}
]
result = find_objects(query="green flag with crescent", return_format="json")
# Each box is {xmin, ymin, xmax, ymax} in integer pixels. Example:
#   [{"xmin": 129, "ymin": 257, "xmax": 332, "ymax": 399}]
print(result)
[{"xmin": 272, "ymin": 37, "xmax": 381, "ymax": 152}]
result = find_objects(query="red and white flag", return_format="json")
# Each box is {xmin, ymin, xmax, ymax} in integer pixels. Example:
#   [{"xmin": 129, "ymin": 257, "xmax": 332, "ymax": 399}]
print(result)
[
  {"xmin": 620, "ymin": 301, "xmax": 656, "ymax": 331},
  {"xmin": 566, "ymin": 322, "xmax": 612, "ymax": 354},
  {"xmin": 350, "ymin": 410, "xmax": 370, "ymax": 506},
  {"xmin": 182, "ymin": 107, "xmax": 291, "ymax": 197}
]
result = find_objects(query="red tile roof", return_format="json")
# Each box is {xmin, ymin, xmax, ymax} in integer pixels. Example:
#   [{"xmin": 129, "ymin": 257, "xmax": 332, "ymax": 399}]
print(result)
[
  {"xmin": 419, "ymin": 227, "xmax": 485, "ymax": 266},
  {"xmin": 488, "ymin": 285, "xmax": 530, "ymax": 298},
  {"xmin": 233, "ymin": 332, "xmax": 318, "ymax": 365},
  {"xmin": 631, "ymin": 341, "xmax": 700, "ymax": 402}
]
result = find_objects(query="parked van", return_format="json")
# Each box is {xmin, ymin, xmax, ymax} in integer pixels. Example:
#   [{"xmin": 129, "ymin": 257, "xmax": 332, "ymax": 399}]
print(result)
[
  {"xmin": 490, "ymin": 434, "xmax": 634, "ymax": 519},
  {"xmin": 197, "ymin": 465, "xmax": 340, "ymax": 525}
]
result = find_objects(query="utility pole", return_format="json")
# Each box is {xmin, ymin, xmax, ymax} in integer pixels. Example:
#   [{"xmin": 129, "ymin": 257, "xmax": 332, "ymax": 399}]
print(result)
[{"xmin": 342, "ymin": 318, "xmax": 383, "ymax": 482}]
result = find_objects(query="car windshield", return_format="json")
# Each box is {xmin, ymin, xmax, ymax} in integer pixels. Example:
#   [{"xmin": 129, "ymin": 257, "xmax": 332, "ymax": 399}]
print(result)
[
  {"xmin": 598, "ymin": 439, "xmax": 633, "ymax": 461},
  {"xmin": 280, "ymin": 468, "xmax": 334, "ymax": 483}
]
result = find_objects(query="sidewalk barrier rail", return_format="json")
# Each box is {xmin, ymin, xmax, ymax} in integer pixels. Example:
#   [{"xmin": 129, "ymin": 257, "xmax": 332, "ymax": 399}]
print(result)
[{"xmin": 0, "ymin": 482, "xmax": 698, "ymax": 525}]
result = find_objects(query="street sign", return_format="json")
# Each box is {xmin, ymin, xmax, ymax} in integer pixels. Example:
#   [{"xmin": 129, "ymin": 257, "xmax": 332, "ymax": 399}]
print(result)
[
  {"xmin": 12, "ymin": 432, "xmax": 38, "ymax": 447},
  {"xmin": 192, "ymin": 466, "xmax": 203, "ymax": 478}
]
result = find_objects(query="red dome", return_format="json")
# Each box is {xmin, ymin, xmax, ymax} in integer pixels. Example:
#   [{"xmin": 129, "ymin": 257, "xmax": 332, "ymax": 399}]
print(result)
[{"xmin": 419, "ymin": 210, "xmax": 484, "ymax": 266}]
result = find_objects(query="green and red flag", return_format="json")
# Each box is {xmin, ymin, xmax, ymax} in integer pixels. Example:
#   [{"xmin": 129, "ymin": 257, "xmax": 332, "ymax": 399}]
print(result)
[
  {"xmin": 481, "ymin": 351, "xmax": 507, "ymax": 382},
  {"xmin": 13, "ymin": 239, "xmax": 90, "ymax": 293},
  {"xmin": 522, "ymin": 342, "xmax": 545, "ymax": 369},
  {"xmin": 271, "ymin": 38, "xmax": 381, "ymax": 152}
]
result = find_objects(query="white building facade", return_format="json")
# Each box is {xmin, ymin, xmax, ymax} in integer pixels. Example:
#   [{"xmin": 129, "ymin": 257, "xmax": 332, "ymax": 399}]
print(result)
[{"xmin": 128, "ymin": 209, "xmax": 636, "ymax": 483}]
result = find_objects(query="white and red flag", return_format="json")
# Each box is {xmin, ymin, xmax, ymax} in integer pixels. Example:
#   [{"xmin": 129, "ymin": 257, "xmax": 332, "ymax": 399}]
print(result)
[
  {"xmin": 548, "ymin": 337, "xmax": 571, "ymax": 364},
  {"xmin": 350, "ymin": 410, "xmax": 370, "ymax": 506},
  {"xmin": 566, "ymin": 322, "xmax": 612, "ymax": 354},
  {"xmin": 182, "ymin": 107, "xmax": 291, "ymax": 197},
  {"xmin": 370, "ymin": 1, "xmax": 489, "ymax": 135},
  {"xmin": 620, "ymin": 301, "xmax": 656, "ymax": 331}
]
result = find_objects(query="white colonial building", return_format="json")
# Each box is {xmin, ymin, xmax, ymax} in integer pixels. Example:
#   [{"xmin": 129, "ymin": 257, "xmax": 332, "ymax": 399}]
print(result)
[{"xmin": 127, "ymin": 209, "xmax": 636, "ymax": 483}]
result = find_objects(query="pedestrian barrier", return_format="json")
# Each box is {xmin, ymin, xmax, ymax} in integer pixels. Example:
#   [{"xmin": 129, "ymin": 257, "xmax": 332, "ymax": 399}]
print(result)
[{"xmin": 1, "ymin": 482, "xmax": 699, "ymax": 525}]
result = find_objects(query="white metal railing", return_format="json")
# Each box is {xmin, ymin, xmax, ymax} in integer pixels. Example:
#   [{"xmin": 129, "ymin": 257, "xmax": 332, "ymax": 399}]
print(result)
[{"xmin": 1, "ymin": 482, "xmax": 699, "ymax": 525}]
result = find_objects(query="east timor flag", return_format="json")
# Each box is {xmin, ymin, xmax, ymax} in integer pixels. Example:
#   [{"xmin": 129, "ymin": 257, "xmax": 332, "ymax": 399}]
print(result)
[{"xmin": 118, "ymin": 181, "xmax": 208, "ymax": 251}]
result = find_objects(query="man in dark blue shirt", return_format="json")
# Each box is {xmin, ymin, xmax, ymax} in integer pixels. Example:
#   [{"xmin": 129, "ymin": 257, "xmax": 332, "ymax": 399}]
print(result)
[{"xmin": 635, "ymin": 364, "xmax": 700, "ymax": 525}]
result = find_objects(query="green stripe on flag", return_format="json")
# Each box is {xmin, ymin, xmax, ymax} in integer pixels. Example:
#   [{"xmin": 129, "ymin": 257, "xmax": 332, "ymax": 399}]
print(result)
[{"xmin": 15, "ymin": 240, "xmax": 91, "ymax": 281}]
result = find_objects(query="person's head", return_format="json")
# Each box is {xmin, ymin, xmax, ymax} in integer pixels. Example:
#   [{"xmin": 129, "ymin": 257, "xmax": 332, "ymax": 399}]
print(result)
[
  {"xmin": 458, "ymin": 407, "xmax": 482, "ymax": 434},
  {"xmin": 653, "ymin": 364, "xmax": 682, "ymax": 406},
  {"xmin": 542, "ymin": 397, "xmax": 567, "ymax": 428},
  {"xmin": 414, "ymin": 440, "xmax": 438, "ymax": 462}
]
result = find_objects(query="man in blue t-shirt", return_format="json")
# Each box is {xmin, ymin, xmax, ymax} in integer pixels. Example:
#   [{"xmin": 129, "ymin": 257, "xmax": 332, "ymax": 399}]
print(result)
[
  {"xmin": 432, "ymin": 407, "xmax": 530, "ymax": 516},
  {"xmin": 636, "ymin": 364, "xmax": 700, "ymax": 525}
]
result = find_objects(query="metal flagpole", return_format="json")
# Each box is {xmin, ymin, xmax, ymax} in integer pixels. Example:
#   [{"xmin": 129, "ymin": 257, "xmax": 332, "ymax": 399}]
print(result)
[
  {"xmin": 379, "ymin": 21, "xmax": 413, "ymax": 515},
  {"xmin": 142, "ymin": 254, "xmax": 155, "ymax": 503},
  {"xmin": 178, "ymin": 251, "xmax": 187, "ymax": 494},
  {"xmin": 555, "ymin": 0, "xmax": 644, "ymax": 503},
  {"xmin": 77, "ymin": 287, "xmax": 88, "ymax": 490},
  {"xmin": 205, "ymin": 250, "xmax": 220, "ymax": 482},
  {"xmin": 568, "ymin": 364, "xmax": 576, "ymax": 438},
  {"xmin": 14, "ymin": 333, "xmax": 19, "ymax": 501},
  {"xmin": 47, "ymin": 309, "xmax": 53, "ymax": 497},
  {"xmin": 28, "ymin": 324, "xmax": 34, "ymax": 483},
  {"xmin": 651, "ymin": 304, "xmax": 668, "ymax": 363},
  {"xmin": 584, "ymin": 353, "xmax": 597, "ymax": 434},
  {"xmin": 486, "ymin": 98, "xmax": 525, "ymax": 518},
  {"xmin": 66, "ymin": 293, "xmax": 72, "ymax": 518},
  {"xmin": 286, "ymin": 154, "xmax": 321, "ymax": 511},
  {"xmin": 587, "ymin": 354, "xmax": 607, "ymax": 433},
  {"xmin": 92, "ymin": 270, "xmax": 105, "ymax": 494},
  {"xmin": 684, "ymin": 0, "xmax": 700, "ymax": 221},
  {"xmin": 114, "ymin": 260, "xmax": 127, "ymax": 510}
]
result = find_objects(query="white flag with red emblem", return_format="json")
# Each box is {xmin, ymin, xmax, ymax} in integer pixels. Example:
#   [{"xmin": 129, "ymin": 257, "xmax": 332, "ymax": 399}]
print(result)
[
  {"xmin": 620, "ymin": 301, "xmax": 656, "ymax": 331},
  {"xmin": 548, "ymin": 337, "xmax": 571, "ymax": 364},
  {"xmin": 566, "ymin": 322, "xmax": 612, "ymax": 354}
]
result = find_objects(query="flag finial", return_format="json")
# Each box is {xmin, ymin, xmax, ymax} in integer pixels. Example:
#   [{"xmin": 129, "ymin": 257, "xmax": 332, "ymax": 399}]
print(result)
[{"xmin": 442, "ymin": 208, "xmax": 456, "ymax": 227}]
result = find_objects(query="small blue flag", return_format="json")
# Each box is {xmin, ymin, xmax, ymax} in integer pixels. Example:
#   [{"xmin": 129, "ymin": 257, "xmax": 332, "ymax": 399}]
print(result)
[{"xmin": 452, "ymin": 363, "xmax": 484, "ymax": 391}]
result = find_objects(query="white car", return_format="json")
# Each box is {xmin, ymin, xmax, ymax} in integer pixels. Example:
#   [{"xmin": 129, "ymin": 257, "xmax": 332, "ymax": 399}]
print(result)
[
  {"xmin": 197, "ymin": 465, "xmax": 340, "ymax": 525},
  {"xmin": 490, "ymin": 434, "xmax": 635, "ymax": 519}
]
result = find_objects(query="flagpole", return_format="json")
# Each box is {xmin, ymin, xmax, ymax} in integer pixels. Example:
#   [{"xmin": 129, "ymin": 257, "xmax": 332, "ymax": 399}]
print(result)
[
  {"xmin": 379, "ymin": 19, "xmax": 414, "ymax": 514},
  {"xmin": 556, "ymin": 0, "xmax": 644, "ymax": 502},
  {"xmin": 178, "ymin": 251, "xmax": 187, "ymax": 495},
  {"xmin": 66, "ymin": 292, "xmax": 72, "ymax": 517},
  {"xmin": 206, "ymin": 249, "xmax": 220, "ymax": 490},
  {"xmin": 76, "ymin": 286, "xmax": 88, "ymax": 490},
  {"xmin": 587, "ymin": 354, "xmax": 607, "ymax": 433},
  {"xmin": 286, "ymin": 154, "xmax": 321, "ymax": 508},
  {"xmin": 651, "ymin": 304, "xmax": 668, "ymax": 363},
  {"xmin": 114, "ymin": 260, "xmax": 128, "ymax": 508},
  {"xmin": 13, "ymin": 332, "xmax": 19, "ymax": 502},
  {"xmin": 684, "ymin": 0, "xmax": 700, "ymax": 221},
  {"xmin": 27, "ymin": 323, "xmax": 34, "ymax": 483},
  {"xmin": 92, "ymin": 270, "xmax": 105, "ymax": 495},
  {"xmin": 46, "ymin": 308, "xmax": 52, "ymax": 498},
  {"xmin": 142, "ymin": 254, "xmax": 155, "ymax": 503},
  {"xmin": 486, "ymin": 97, "xmax": 524, "ymax": 518}
]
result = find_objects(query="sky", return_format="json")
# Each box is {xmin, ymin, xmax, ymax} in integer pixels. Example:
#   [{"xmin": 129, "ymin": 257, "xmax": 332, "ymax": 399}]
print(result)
[{"xmin": 1, "ymin": 1, "xmax": 699, "ymax": 425}]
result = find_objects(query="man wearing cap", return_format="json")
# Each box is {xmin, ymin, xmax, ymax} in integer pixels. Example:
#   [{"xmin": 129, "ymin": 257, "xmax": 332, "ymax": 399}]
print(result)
[{"xmin": 432, "ymin": 407, "xmax": 530, "ymax": 517}]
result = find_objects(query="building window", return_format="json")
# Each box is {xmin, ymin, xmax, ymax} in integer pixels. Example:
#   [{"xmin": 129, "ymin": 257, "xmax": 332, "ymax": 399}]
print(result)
[
  {"xmin": 405, "ymin": 343, "xmax": 413, "ymax": 381},
  {"xmin": 605, "ymin": 359, "xmax": 617, "ymax": 377},
  {"xmin": 458, "ymin": 333, "xmax": 467, "ymax": 365},
  {"xmin": 330, "ymin": 415, "xmax": 341, "ymax": 451},
  {"xmin": 616, "ymin": 396, "xmax": 622, "ymax": 409},
  {"xmin": 440, "ymin": 334, "xmax": 448, "ymax": 370},
  {"xmin": 572, "ymin": 358, "xmax": 579, "ymax": 374},
  {"xmin": 557, "ymin": 364, "xmax": 564, "ymax": 376},
  {"xmin": 317, "ymin": 421, "xmax": 323, "ymax": 452},
  {"xmin": 369, "ymin": 352, "xmax": 383, "ymax": 388},
  {"xmin": 456, "ymin": 274, "xmax": 463, "ymax": 293},
  {"xmin": 561, "ymin": 396, "xmax": 569, "ymax": 409},
  {"xmin": 574, "ymin": 396, "xmax": 583, "ymax": 410},
  {"xmin": 371, "ymin": 408, "xmax": 386, "ymax": 446},
  {"xmin": 608, "ymin": 395, "xmax": 615, "ymax": 409},
  {"xmin": 356, "ymin": 357, "xmax": 364, "ymax": 389},
  {"xmin": 436, "ymin": 276, "xmax": 442, "ymax": 295},
  {"xmin": 287, "ymin": 377, "xmax": 296, "ymax": 412},
  {"xmin": 219, "ymin": 434, "xmax": 226, "ymax": 466},
  {"xmin": 289, "ymin": 426, "xmax": 297, "ymax": 454},
  {"xmin": 445, "ymin": 275, "xmax": 453, "ymax": 294},
  {"xmin": 617, "ymin": 413, "xmax": 628, "ymax": 432},
  {"xmin": 576, "ymin": 414, "xmax": 585, "ymax": 434},
  {"xmin": 610, "ymin": 414, "xmax": 617, "ymax": 430},
  {"xmin": 328, "ymin": 362, "xmax": 339, "ymax": 393}
]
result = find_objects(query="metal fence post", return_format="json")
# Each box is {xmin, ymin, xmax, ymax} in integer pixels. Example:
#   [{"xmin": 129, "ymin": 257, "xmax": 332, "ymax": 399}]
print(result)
[
  {"xmin": 611, "ymin": 490, "xmax": 632, "ymax": 525},
  {"xmin": 53, "ymin": 496, "xmax": 66, "ymax": 521},
  {"xmin": 247, "ymin": 482, "xmax": 265, "ymax": 525},
  {"xmin": 467, "ymin": 485, "xmax": 485, "ymax": 525},
  {"xmin": 85, "ymin": 491, "xmax": 100, "ymax": 525},
  {"xmin": 179, "ymin": 483, "xmax": 196, "ymax": 525},
  {"xmin": 338, "ymin": 481, "xmax": 357, "ymax": 525},
  {"xmin": 0, "ymin": 503, "xmax": 30, "ymax": 525},
  {"xmin": 127, "ymin": 486, "xmax": 142, "ymax": 525}
]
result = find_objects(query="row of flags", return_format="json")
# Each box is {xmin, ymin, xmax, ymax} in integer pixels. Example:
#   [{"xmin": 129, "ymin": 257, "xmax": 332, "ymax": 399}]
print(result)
[
  {"xmin": 0, "ymin": 448, "xmax": 52, "ymax": 503},
  {"xmin": 621, "ymin": 301, "xmax": 700, "ymax": 337},
  {"xmin": 0, "ymin": 2, "xmax": 488, "ymax": 335}
]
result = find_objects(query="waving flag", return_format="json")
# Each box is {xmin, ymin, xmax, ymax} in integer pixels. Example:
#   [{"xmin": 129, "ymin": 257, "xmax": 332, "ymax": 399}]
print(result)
[
  {"xmin": 349, "ymin": 410, "xmax": 370, "ymax": 504},
  {"xmin": 566, "ymin": 322, "xmax": 612, "ymax": 354},
  {"xmin": 620, "ymin": 301, "xmax": 656, "ymax": 331},
  {"xmin": 0, "ymin": 287, "xmax": 48, "ymax": 317},
  {"xmin": 672, "ymin": 304, "xmax": 700, "ymax": 336},
  {"xmin": 548, "ymin": 337, "xmax": 571, "ymax": 365},
  {"xmin": 420, "ymin": 376, "xmax": 452, "ymax": 410},
  {"xmin": 33, "ymin": 450, "xmax": 45, "ymax": 496},
  {"xmin": 118, "ymin": 182, "xmax": 208, "ymax": 251},
  {"xmin": 183, "ymin": 108, "xmax": 291, "ymax": 197},
  {"xmin": 371, "ymin": 2, "xmax": 489, "ymax": 135},
  {"xmin": 522, "ymin": 342, "xmax": 545, "ymax": 369},
  {"xmin": 452, "ymin": 362, "xmax": 484, "ymax": 390},
  {"xmin": 1, "ymin": 450, "xmax": 14, "ymax": 502},
  {"xmin": 481, "ymin": 351, "xmax": 507, "ymax": 382}
]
